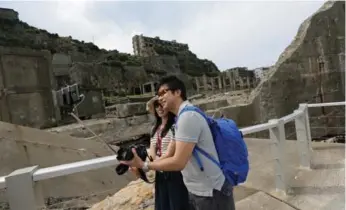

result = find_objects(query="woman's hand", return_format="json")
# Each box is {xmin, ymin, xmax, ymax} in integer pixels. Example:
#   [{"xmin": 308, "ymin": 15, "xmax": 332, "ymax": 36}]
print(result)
[{"xmin": 129, "ymin": 166, "xmax": 140, "ymax": 178}]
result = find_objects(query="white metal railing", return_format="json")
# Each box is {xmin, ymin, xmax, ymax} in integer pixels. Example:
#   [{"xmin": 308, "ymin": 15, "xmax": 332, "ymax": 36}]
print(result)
[{"xmin": 0, "ymin": 101, "xmax": 345, "ymax": 210}]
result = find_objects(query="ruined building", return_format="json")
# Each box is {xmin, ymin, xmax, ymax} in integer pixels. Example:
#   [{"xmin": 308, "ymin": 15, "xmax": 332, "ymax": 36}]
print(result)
[
  {"xmin": 0, "ymin": 8, "xmax": 18, "ymax": 20},
  {"xmin": 132, "ymin": 34, "xmax": 189, "ymax": 57}
]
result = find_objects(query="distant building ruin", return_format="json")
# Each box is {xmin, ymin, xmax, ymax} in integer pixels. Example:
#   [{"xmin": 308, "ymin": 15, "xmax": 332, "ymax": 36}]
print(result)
[
  {"xmin": 0, "ymin": 8, "xmax": 18, "ymax": 20},
  {"xmin": 253, "ymin": 67, "xmax": 271, "ymax": 81},
  {"xmin": 132, "ymin": 34, "xmax": 189, "ymax": 57}
]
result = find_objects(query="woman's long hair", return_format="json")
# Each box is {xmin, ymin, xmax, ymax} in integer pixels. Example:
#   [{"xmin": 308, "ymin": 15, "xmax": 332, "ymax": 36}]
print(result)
[{"xmin": 151, "ymin": 102, "xmax": 176, "ymax": 138}]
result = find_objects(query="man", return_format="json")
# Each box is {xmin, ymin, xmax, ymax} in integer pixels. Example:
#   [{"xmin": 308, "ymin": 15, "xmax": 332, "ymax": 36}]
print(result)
[{"xmin": 121, "ymin": 76, "xmax": 235, "ymax": 210}]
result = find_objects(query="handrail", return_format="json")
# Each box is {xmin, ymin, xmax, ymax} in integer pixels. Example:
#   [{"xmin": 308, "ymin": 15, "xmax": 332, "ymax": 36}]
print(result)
[
  {"xmin": 0, "ymin": 176, "xmax": 5, "ymax": 189},
  {"xmin": 240, "ymin": 121, "xmax": 277, "ymax": 135},
  {"xmin": 282, "ymin": 110, "xmax": 303, "ymax": 124},
  {"xmin": 0, "ymin": 101, "xmax": 344, "ymax": 193},
  {"xmin": 307, "ymin": 101, "xmax": 345, "ymax": 107},
  {"xmin": 33, "ymin": 155, "xmax": 119, "ymax": 182}
]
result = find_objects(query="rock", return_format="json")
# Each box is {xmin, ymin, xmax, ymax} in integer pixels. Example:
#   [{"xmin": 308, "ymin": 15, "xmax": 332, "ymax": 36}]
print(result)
[
  {"xmin": 89, "ymin": 172, "xmax": 156, "ymax": 210},
  {"xmin": 226, "ymin": 1, "xmax": 345, "ymax": 138},
  {"xmin": 116, "ymin": 102, "xmax": 147, "ymax": 118},
  {"xmin": 195, "ymin": 99, "xmax": 229, "ymax": 111}
]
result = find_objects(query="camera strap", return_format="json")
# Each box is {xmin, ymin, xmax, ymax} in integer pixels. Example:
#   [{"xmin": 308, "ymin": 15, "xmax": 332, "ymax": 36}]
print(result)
[{"xmin": 156, "ymin": 128, "xmax": 163, "ymax": 157}]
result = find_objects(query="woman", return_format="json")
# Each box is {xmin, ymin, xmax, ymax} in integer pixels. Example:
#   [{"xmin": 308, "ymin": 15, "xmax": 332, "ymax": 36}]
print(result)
[{"xmin": 132, "ymin": 97, "xmax": 189, "ymax": 210}]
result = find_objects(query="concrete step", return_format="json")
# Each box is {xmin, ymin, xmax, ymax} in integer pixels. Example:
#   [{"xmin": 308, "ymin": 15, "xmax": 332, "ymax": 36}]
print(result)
[{"xmin": 235, "ymin": 191, "xmax": 297, "ymax": 210}]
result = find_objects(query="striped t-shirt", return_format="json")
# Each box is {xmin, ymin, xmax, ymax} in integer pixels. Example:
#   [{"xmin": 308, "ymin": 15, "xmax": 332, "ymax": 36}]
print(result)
[{"xmin": 150, "ymin": 125, "xmax": 174, "ymax": 157}]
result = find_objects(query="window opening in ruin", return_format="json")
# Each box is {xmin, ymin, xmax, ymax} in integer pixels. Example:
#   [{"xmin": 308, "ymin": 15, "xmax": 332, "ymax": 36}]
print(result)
[
  {"xmin": 133, "ymin": 87, "xmax": 141, "ymax": 95},
  {"xmin": 192, "ymin": 83, "xmax": 197, "ymax": 91},
  {"xmin": 225, "ymin": 78, "xmax": 230, "ymax": 85},
  {"xmin": 154, "ymin": 82, "xmax": 158, "ymax": 92},
  {"xmin": 143, "ymin": 84, "xmax": 152, "ymax": 93},
  {"xmin": 318, "ymin": 59, "xmax": 325, "ymax": 73}
]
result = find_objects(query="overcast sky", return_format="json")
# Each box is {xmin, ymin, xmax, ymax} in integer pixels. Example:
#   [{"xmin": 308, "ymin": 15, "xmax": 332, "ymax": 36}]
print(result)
[{"xmin": 1, "ymin": 0, "xmax": 325, "ymax": 70}]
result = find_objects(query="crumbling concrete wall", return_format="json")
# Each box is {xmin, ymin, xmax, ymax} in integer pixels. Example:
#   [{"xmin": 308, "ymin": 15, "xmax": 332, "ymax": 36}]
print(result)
[
  {"xmin": 0, "ymin": 121, "xmax": 135, "ymax": 204},
  {"xmin": 217, "ymin": 1, "xmax": 345, "ymax": 138},
  {"xmin": 0, "ymin": 47, "xmax": 60, "ymax": 129}
]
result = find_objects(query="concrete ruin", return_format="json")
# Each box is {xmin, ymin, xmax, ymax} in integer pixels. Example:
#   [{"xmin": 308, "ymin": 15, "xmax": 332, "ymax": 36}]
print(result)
[
  {"xmin": 0, "ymin": 121, "xmax": 136, "ymax": 208},
  {"xmin": 0, "ymin": 8, "xmax": 18, "ymax": 20},
  {"xmin": 194, "ymin": 70, "xmax": 257, "ymax": 94},
  {"xmin": 0, "ymin": 47, "xmax": 59, "ymax": 129},
  {"xmin": 203, "ymin": 1, "xmax": 345, "ymax": 139},
  {"xmin": 132, "ymin": 34, "xmax": 189, "ymax": 57},
  {"xmin": 0, "ymin": 1, "xmax": 345, "ymax": 208}
]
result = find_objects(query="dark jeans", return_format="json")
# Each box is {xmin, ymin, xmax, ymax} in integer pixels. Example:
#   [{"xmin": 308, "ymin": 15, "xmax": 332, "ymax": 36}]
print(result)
[
  {"xmin": 155, "ymin": 171, "xmax": 189, "ymax": 210},
  {"xmin": 188, "ymin": 180, "xmax": 236, "ymax": 210}
]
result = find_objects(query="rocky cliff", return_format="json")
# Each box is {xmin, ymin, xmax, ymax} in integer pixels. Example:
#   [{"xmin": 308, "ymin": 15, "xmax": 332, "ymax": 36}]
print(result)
[
  {"xmin": 250, "ymin": 0, "xmax": 345, "ymax": 138},
  {"xmin": 204, "ymin": 1, "xmax": 345, "ymax": 139},
  {"xmin": 0, "ymin": 8, "xmax": 218, "ymax": 95}
]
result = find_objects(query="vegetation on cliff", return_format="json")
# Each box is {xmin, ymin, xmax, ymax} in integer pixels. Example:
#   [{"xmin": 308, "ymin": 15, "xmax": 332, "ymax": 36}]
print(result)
[
  {"xmin": 0, "ymin": 12, "xmax": 219, "ymax": 78},
  {"xmin": 154, "ymin": 45, "xmax": 219, "ymax": 77}
]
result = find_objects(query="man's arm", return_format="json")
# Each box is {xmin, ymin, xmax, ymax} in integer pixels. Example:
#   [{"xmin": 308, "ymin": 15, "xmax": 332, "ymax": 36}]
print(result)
[
  {"xmin": 147, "ymin": 111, "xmax": 202, "ymax": 171},
  {"xmin": 148, "ymin": 140, "xmax": 195, "ymax": 171},
  {"xmin": 120, "ymin": 111, "xmax": 203, "ymax": 171},
  {"xmin": 156, "ymin": 140, "xmax": 175, "ymax": 160}
]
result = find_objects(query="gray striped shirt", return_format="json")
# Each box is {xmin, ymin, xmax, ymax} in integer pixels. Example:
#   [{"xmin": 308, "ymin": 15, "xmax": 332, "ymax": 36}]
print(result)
[{"xmin": 150, "ymin": 126, "xmax": 174, "ymax": 157}]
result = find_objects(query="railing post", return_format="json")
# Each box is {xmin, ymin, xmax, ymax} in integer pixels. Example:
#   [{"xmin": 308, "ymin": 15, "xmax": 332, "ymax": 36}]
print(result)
[
  {"xmin": 299, "ymin": 103, "xmax": 312, "ymax": 151},
  {"xmin": 5, "ymin": 166, "xmax": 45, "ymax": 210},
  {"xmin": 268, "ymin": 119, "xmax": 288, "ymax": 194},
  {"xmin": 294, "ymin": 108, "xmax": 311, "ymax": 169}
]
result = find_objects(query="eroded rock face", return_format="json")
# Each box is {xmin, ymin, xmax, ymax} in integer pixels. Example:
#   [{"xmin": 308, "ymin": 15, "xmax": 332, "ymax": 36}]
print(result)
[
  {"xmin": 206, "ymin": 1, "xmax": 345, "ymax": 138},
  {"xmin": 252, "ymin": 1, "xmax": 345, "ymax": 138},
  {"xmin": 89, "ymin": 175, "xmax": 155, "ymax": 210},
  {"xmin": 116, "ymin": 102, "xmax": 147, "ymax": 118}
]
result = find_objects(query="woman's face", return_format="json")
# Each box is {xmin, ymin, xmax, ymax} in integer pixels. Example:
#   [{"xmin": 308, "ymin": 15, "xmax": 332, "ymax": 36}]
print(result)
[{"xmin": 155, "ymin": 103, "xmax": 168, "ymax": 118}]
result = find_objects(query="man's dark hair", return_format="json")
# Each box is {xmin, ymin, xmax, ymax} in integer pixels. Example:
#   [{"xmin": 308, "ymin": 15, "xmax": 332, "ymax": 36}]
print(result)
[{"xmin": 156, "ymin": 75, "xmax": 187, "ymax": 101}]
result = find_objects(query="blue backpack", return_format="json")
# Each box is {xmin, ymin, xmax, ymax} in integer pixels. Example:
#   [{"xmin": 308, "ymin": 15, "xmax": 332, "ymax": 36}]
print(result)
[{"xmin": 177, "ymin": 105, "xmax": 249, "ymax": 187}]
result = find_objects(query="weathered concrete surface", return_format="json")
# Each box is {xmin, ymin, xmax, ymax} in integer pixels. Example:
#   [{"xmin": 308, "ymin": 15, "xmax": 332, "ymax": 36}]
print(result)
[
  {"xmin": 0, "ymin": 47, "xmax": 59, "ymax": 129},
  {"xmin": 235, "ymin": 192, "xmax": 296, "ymax": 210},
  {"xmin": 88, "ymin": 137, "xmax": 345, "ymax": 210},
  {"xmin": 0, "ymin": 121, "xmax": 136, "ymax": 205},
  {"xmin": 242, "ymin": 138, "xmax": 345, "ymax": 210},
  {"xmin": 46, "ymin": 114, "xmax": 155, "ymax": 143},
  {"xmin": 88, "ymin": 171, "xmax": 258, "ymax": 210},
  {"xmin": 194, "ymin": 99, "xmax": 229, "ymax": 111},
  {"xmin": 115, "ymin": 102, "xmax": 147, "ymax": 118},
  {"xmin": 208, "ymin": 1, "xmax": 345, "ymax": 138}
]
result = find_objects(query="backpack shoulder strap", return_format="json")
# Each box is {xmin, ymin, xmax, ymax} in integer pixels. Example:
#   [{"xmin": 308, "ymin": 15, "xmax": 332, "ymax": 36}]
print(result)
[
  {"xmin": 178, "ymin": 106, "xmax": 209, "ymax": 124},
  {"xmin": 177, "ymin": 106, "xmax": 220, "ymax": 171},
  {"xmin": 170, "ymin": 125, "xmax": 175, "ymax": 137}
]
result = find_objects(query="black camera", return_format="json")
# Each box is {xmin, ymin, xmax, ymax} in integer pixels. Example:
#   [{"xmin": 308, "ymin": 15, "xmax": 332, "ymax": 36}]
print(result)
[{"xmin": 115, "ymin": 144, "xmax": 153, "ymax": 183}]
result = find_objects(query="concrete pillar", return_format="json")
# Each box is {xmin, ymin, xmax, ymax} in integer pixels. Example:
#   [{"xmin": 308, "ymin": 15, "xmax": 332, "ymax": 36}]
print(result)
[
  {"xmin": 238, "ymin": 78, "xmax": 244, "ymax": 90},
  {"xmin": 231, "ymin": 77, "xmax": 235, "ymax": 91},
  {"xmin": 269, "ymin": 119, "xmax": 288, "ymax": 194},
  {"xmin": 294, "ymin": 108, "xmax": 311, "ymax": 169},
  {"xmin": 218, "ymin": 76, "xmax": 222, "ymax": 89},
  {"xmin": 222, "ymin": 77, "xmax": 227, "ymax": 91},
  {"xmin": 203, "ymin": 75, "xmax": 208, "ymax": 91},
  {"xmin": 195, "ymin": 77, "xmax": 200, "ymax": 93},
  {"xmin": 247, "ymin": 77, "xmax": 251, "ymax": 90},
  {"xmin": 141, "ymin": 84, "xmax": 145, "ymax": 94},
  {"xmin": 210, "ymin": 77, "xmax": 215, "ymax": 91},
  {"xmin": 150, "ymin": 82, "xmax": 155, "ymax": 94},
  {"xmin": 139, "ymin": 85, "xmax": 143, "ymax": 95},
  {"xmin": 5, "ymin": 166, "xmax": 45, "ymax": 210},
  {"xmin": 300, "ymin": 104, "xmax": 313, "ymax": 151}
]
